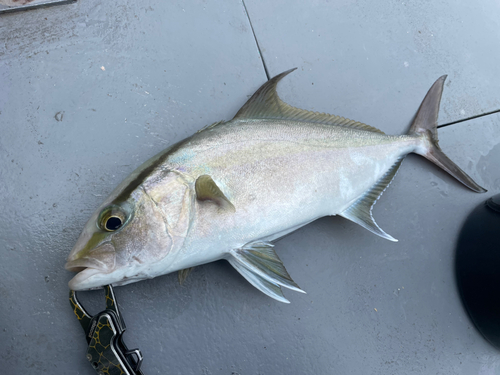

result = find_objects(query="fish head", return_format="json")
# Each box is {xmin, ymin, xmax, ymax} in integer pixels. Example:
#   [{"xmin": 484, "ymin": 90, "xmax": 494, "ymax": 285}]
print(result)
[{"xmin": 65, "ymin": 168, "xmax": 195, "ymax": 290}]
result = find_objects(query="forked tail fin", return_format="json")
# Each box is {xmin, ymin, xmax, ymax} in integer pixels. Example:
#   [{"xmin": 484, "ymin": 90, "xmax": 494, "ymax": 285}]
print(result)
[{"xmin": 409, "ymin": 76, "xmax": 486, "ymax": 193}]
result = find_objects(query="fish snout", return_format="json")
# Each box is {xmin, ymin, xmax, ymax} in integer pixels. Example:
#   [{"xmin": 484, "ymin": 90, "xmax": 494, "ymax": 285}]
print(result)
[{"xmin": 65, "ymin": 242, "xmax": 116, "ymax": 273}]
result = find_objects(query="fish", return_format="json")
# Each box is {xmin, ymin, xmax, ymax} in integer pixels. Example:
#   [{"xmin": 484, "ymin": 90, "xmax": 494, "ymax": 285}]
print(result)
[{"xmin": 65, "ymin": 69, "xmax": 486, "ymax": 303}]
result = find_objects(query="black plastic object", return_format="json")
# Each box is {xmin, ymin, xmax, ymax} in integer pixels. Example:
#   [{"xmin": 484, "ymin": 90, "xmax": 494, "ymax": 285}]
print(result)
[
  {"xmin": 70, "ymin": 285, "xmax": 145, "ymax": 374},
  {"xmin": 456, "ymin": 193, "xmax": 500, "ymax": 350}
]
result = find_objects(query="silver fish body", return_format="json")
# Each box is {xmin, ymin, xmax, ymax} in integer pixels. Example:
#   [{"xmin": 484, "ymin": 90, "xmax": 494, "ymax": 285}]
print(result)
[
  {"xmin": 167, "ymin": 121, "xmax": 414, "ymax": 259},
  {"xmin": 66, "ymin": 69, "xmax": 485, "ymax": 302}
]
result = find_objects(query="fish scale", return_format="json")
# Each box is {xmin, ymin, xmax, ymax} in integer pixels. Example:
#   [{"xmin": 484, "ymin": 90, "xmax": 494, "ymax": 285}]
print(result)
[{"xmin": 66, "ymin": 69, "xmax": 486, "ymax": 303}]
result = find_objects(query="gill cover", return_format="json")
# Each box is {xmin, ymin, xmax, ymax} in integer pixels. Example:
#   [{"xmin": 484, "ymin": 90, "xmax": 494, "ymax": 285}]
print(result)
[{"xmin": 141, "ymin": 168, "xmax": 195, "ymax": 241}]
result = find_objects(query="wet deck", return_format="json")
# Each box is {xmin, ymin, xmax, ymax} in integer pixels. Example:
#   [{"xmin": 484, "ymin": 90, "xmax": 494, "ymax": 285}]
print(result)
[{"xmin": 1, "ymin": 1, "xmax": 499, "ymax": 373}]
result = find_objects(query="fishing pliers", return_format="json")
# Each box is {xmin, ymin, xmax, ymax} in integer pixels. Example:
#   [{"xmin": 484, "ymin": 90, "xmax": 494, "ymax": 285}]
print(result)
[{"xmin": 70, "ymin": 285, "xmax": 145, "ymax": 375}]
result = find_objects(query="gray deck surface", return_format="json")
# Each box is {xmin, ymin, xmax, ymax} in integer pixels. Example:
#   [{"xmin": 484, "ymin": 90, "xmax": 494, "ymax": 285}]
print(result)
[{"xmin": 1, "ymin": 1, "xmax": 499, "ymax": 374}]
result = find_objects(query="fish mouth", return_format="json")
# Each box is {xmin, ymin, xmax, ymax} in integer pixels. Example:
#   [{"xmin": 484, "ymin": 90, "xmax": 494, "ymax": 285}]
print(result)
[
  {"xmin": 65, "ymin": 257, "xmax": 111, "ymax": 273},
  {"xmin": 67, "ymin": 268, "xmax": 103, "ymax": 290},
  {"xmin": 65, "ymin": 258, "xmax": 113, "ymax": 291}
]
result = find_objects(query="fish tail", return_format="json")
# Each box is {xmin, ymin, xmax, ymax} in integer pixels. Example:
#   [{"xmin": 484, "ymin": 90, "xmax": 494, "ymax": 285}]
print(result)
[{"xmin": 408, "ymin": 75, "xmax": 486, "ymax": 193}]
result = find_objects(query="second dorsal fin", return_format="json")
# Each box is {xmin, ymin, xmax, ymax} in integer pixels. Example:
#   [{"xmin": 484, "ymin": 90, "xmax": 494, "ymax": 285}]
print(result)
[{"xmin": 233, "ymin": 68, "xmax": 384, "ymax": 134}]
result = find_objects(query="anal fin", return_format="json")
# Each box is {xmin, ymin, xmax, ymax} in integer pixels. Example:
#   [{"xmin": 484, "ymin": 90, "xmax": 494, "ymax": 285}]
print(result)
[{"xmin": 340, "ymin": 158, "xmax": 404, "ymax": 242}]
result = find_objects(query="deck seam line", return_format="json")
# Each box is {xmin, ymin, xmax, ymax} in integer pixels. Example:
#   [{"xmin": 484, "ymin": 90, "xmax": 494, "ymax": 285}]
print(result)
[
  {"xmin": 241, "ymin": 0, "xmax": 270, "ymax": 80},
  {"xmin": 437, "ymin": 109, "xmax": 500, "ymax": 128}
]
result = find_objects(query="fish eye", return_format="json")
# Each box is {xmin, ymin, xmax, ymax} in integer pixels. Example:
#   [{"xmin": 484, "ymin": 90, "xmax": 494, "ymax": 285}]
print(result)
[
  {"xmin": 99, "ymin": 206, "xmax": 128, "ymax": 232},
  {"xmin": 105, "ymin": 216, "xmax": 123, "ymax": 231}
]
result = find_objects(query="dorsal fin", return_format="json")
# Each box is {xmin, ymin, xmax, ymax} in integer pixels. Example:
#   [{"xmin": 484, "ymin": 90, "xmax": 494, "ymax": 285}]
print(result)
[
  {"xmin": 340, "ymin": 157, "xmax": 405, "ymax": 241},
  {"xmin": 197, "ymin": 120, "xmax": 225, "ymax": 133},
  {"xmin": 233, "ymin": 68, "xmax": 384, "ymax": 134}
]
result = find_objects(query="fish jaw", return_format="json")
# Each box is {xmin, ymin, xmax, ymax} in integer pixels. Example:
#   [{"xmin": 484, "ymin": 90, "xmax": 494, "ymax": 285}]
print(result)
[
  {"xmin": 65, "ymin": 235, "xmax": 122, "ymax": 290},
  {"xmin": 67, "ymin": 268, "xmax": 106, "ymax": 290},
  {"xmin": 65, "ymin": 247, "xmax": 151, "ymax": 290},
  {"xmin": 66, "ymin": 266, "xmax": 140, "ymax": 291},
  {"xmin": 66, "ymin": 252, "xmax": 186, "ymax": 290}
]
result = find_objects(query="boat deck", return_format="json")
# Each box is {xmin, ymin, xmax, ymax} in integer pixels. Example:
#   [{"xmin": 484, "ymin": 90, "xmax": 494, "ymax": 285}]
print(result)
[{"xmin": 1, "ymin": 1, "xmax": 499, "ymax": 373}]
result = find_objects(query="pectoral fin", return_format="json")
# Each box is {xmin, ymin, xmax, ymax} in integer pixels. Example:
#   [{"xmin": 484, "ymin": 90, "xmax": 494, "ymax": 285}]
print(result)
[
  {"xmin": 228, "ymin": 241, "xmax": 305, "ymax": 303},
  {"xmin": 195, "ymin": 175, "xmax": 235, "ymax": 212},
  {"xmin": 340, "ymin": 158, "xmax": 404, "ymax": 242}
]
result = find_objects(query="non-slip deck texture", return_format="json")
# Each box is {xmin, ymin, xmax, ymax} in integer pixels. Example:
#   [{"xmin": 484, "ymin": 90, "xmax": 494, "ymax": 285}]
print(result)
[{"xmin": 1, "ymin": 1, "xmax": 499, "ymax": 373}]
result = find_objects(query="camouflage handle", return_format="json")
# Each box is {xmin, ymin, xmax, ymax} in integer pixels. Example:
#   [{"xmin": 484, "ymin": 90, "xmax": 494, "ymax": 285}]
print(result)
[
  {"xmin": 86, "ymin": 313, "xmax": 129, "ymax": 375},
  {"xmin": 69, "ymin": 290, "xmax": 92, "ymax": 343},
  {"xmin": 69, "ymin": 287, "xmax": 144, "ymax": 375}
]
